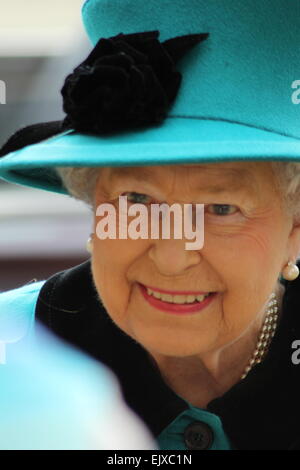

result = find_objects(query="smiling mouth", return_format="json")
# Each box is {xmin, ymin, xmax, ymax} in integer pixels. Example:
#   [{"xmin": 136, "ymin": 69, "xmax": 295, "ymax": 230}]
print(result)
[
  {"xmin": 138, "ymin": 282, "xmax": 217, "ymax": 314},
  {"xmin": 144, "ymin": 286, "xmax": 212, "ymax": 304},
  {"xmin": 139, "ymin": 282, "xmax": 215, "ymax": 303}
]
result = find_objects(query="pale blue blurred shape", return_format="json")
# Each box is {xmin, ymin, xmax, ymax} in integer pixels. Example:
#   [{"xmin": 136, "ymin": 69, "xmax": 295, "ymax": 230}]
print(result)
[
  {"xmin": 0, "ymin": 282, "xmax": 157, "ymax": 450},
  {"xmin": 0, "ymin": 281, "xmax": 45, "ymax": 344},
  {"xmin": 0, "ymin": 324, "xmax": 114, "ymax": 449}
]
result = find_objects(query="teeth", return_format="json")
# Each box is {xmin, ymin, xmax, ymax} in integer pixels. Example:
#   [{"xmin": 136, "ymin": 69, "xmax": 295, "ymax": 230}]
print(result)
[
  {"xmin": 160, "ymin": 294, "xmax": 173, "ymax": 302},
  {"xmin": 146, "ymin": 288, "xmax": 210, "ymax": 304},
  {"xmin": 152, "ymin": 291, "xmax": 161, "ymax": 299}
]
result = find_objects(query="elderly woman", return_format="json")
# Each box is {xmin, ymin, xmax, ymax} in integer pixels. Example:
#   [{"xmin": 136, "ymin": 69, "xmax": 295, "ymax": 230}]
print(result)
[{"xmin": 1, "ymin": 0, "xmax": 300, "ymax": 451}]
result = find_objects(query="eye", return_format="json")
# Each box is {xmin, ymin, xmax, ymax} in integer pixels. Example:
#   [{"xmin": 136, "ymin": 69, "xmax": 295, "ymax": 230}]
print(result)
[
  {"xmin": 120, "ymin": 192, "xmax": 154, "ymax": 204},
  {"xmin": 206, "ymin": 204, "xmax": 239, "ymax": 216}
]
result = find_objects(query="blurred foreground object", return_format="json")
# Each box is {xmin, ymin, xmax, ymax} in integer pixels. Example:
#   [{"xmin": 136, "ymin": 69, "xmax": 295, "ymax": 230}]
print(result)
[{"xmin": 0, "ymin": 288, "xmax": 156, "ymax": 449}]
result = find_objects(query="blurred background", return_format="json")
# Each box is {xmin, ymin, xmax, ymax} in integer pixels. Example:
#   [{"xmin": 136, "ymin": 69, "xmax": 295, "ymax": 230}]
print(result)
[{"xmin": 0, "ymin": 0, "xmax": 93, "ymax": 291}]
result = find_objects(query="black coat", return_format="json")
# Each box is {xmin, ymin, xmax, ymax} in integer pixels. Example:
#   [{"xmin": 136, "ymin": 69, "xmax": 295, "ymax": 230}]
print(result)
[{"xmin": 35, "ymin": 259, "xmax": 300, "ymax": 450}]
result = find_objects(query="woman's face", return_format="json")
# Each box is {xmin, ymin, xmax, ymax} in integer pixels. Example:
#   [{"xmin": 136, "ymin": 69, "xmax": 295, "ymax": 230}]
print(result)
[{"xmin": 91, "ymin": 161, "xmax": 300, "ymax": 358}]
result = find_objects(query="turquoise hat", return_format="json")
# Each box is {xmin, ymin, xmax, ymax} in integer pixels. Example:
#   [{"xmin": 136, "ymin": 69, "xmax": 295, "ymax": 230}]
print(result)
[{"xmin": 1, "ymin": 0, "xmax": 300, "ymax": 195}]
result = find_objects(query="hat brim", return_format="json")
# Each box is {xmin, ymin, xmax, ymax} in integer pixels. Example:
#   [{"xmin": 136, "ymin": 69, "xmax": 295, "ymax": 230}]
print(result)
[{"xmin": 1, "ymin": 117, "xmax": 300, "ymax": 194}]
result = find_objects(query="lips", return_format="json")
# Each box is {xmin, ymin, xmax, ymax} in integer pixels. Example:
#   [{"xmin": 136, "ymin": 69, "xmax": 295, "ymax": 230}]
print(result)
[{"xmin": 138, "ymin": 283, "xmax": 217, "ymax": 315}]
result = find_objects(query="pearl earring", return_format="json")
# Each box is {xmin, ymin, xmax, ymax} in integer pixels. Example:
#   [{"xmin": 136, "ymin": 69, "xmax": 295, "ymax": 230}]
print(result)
[
  {"xmin": 86, "ymin": 234, "xmax": 94, "ymax": 254},
  {"xmin": 281, "ymin": 261, "xmax": 300, "ymax": 281}
]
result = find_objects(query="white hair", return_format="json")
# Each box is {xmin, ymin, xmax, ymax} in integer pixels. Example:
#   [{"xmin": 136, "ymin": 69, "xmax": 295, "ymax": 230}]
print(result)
[
  {"xmin": 55, "ymin": 166, "xmax": 101, "ymax": 209},
  {"xmin": 55, "ymin": 162, "xmax": 300, "ymax": 223}
]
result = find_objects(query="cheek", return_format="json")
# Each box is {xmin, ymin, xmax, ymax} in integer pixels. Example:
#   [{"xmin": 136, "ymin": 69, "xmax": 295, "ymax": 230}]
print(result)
[
  {"xmin": 91, "ymin": 239, "xmax": 129, "ymax": 315},
  {"xmin": 204, "ymin": 218, "xmax": 286, "ymax": 332},
  {"xmin": 250, "ymin": 221, "xmax": 287, "ymax": 273},
  {"xmin": 207, "ymin": 213, "xmax": 286, "ymax": 276},
  {"xmin": 91, "ymin": 205, "xmax": 149, "ymax": 324},
  {"xmin": 91, "ymin": 237, "xmax": 150, "ymax": 327}
]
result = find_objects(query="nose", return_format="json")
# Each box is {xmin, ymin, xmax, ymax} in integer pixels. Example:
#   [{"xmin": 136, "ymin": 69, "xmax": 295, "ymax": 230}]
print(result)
[{"xmin": 148, "ymin": 237, "xmax": 202, "ymax": 277}]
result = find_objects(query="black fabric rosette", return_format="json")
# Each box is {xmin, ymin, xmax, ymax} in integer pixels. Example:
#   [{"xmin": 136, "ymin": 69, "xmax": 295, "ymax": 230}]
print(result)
[{"xmin": 61, "ymin": 30, "xmax": 209, "ymax": 135}]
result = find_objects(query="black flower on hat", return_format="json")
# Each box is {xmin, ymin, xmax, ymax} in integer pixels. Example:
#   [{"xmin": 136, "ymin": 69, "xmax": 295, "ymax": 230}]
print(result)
[{"xmin": 61, "ymin": 30, "xmax": 209, "ymax": 135}]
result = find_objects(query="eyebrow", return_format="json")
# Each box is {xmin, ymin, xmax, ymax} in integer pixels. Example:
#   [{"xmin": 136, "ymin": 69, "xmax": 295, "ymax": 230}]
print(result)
[{"xmin": 109, "ymin": 166, "xmax": 256, "ymax": 194}]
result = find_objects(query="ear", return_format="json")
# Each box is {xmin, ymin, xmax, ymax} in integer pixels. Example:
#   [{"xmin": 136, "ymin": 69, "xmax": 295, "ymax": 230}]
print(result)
[{"xmin": 286, "ymin": 219, "xmax": 300, "ymax": 263}]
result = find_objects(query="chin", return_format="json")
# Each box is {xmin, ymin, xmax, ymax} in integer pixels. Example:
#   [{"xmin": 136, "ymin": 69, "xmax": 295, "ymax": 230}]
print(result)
[{"xmin": 130, "ymin": 327, "xmax": 216, "ymax": 358}]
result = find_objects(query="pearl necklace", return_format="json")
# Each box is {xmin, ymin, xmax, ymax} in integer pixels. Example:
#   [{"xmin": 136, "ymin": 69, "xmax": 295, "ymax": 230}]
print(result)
[{"xmin": 241, "ymin": 293, "xmax": 279, "ymax": 380}]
